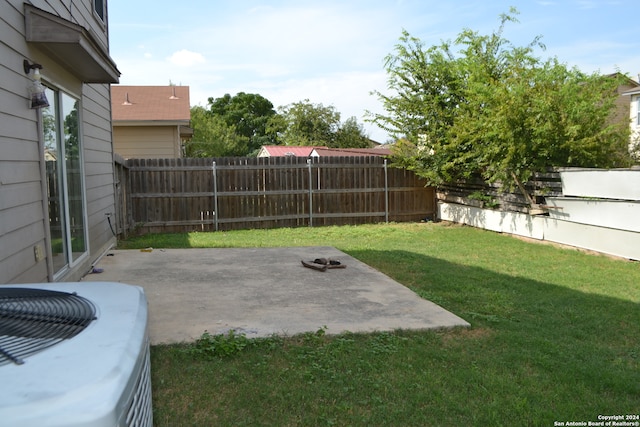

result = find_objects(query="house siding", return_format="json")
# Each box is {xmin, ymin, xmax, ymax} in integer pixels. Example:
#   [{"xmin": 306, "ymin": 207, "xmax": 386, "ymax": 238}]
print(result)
[
  {"xmin": 113, "ymin": 126, "xmax": 182, "ymax": 159},
  {"xmin": 613, "ymin": 82, "xmax": 637, "ymax": 125},
  {"xmin": 81, "ymin": 83, "xmax": 117, "ymax": 282},
  {"xmin": 0, "ymin": 0, "xmax": 117, "ymax": 284},
  {"xmin": 633, "ymin": 95, "xmax": 640, "ymax": 128},
  {"xmin": 631, "ymin": 94, "xmax": 640, "ymax": 156},
  {"xmin": 1, "ymin": 0, "xmax": 46, "ymax": 283}
]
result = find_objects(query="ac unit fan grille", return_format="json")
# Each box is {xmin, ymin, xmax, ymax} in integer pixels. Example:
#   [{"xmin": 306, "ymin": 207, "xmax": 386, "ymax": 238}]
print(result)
[{"xmin": 0, "ymin": 288, "xmax": 96, "ymax": 366}]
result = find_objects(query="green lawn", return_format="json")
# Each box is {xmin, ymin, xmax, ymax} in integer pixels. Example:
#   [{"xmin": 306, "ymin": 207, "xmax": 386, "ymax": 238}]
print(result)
[{"xmin": 120, "ymin": 222, "xmax": 640, "ymax": 426}]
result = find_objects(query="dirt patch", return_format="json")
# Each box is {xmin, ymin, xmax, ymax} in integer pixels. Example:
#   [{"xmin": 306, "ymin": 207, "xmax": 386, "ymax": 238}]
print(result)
[{"xmin": 440, "ymin": 327, "xmax": 494, "ymax": 346}]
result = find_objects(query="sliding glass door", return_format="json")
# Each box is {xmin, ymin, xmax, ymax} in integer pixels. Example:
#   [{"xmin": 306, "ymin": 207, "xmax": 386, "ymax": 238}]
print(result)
[{"xmin": 42, "ymin": 87, "xmax": 88, "ymax": 277}]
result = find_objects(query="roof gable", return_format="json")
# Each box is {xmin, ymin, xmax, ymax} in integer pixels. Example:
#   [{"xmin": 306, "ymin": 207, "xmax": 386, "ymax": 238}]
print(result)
[
  {"xmin": 259, "ymin": 145, "xmax": 392, "ymax": 157},
  {"xmin": 259, "ymin": 146, "xmax": 321, "ymax": 157},
  {"xmin": 111, "ymin": 86, "xmax": 190, "ymax": 121}
]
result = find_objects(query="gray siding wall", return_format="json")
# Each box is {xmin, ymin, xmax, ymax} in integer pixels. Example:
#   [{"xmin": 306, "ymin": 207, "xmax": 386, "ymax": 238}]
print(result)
[
  {"xmin": 82, "ymin": 82, "xmax": 117, "ymax": 282},
  {"xmin": 0, "ymin": 0, "xmax": 116, "ymax": 284}
]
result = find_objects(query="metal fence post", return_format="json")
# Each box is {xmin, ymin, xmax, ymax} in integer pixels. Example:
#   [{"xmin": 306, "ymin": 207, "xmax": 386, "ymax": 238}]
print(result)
[
  {"xmin": 212, "ymin": 161, "xmax": 218, "ymax": 231},
  {"xmin": 307, "ymin": 158, "xmax": 313, "ymax": 227},
  {"xmin": 384, "ymin": 158, "xmax": 389, "ymax": 223}
]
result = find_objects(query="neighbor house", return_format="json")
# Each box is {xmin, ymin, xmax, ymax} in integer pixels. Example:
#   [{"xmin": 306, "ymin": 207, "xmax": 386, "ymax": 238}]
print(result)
[
  {"xmin": 258, "ymin": 145, "xmax": 391, "ymax": 158},
  {"xmin": 111, "ymin": 85, "xmax": 192, "ymax": 159},
  {"xmin": 623, "ymin": 83, "xmax": 640, "ymax": 157},
  {"xmin": 257, "ymin": 145, "xmax": 320, "ymax": 157},
  {"xmin": 311, "ymin": 147, "xmax": 392, "ymax": 157},
  {"xmin": 0, "ymin": 1, "xmax": 119, "ymax": 283},
  {"xmin": 612, "ymin": 74, "xmax": 640, "ymax": 157}
]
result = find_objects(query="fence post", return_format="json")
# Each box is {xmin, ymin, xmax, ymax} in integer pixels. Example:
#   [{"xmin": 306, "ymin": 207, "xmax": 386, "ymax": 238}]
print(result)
[
  {"xmin": 212, "ymin": 161, "xmax": 218, "ymax": 231},
  {"xmin": 307, "ymin": 158, "xmax": 313, "ymax": 227},
  {"xmin": 384, "ymin": 158, "xmax": 389, "ymax": 223}
]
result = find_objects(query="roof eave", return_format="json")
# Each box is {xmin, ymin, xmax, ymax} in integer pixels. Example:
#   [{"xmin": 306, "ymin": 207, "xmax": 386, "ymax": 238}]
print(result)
[
  {"xmin": 113, "ymin": 120, "xmax": 191, "ymax": 126},
  {"xmin": 25, "ymin": 4, "xmax": 120, "ymax": 83}
]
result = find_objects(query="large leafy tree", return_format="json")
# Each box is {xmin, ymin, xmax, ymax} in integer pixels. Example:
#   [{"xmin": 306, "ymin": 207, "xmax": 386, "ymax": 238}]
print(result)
[
  {"xmin": 370, "ymin": 8, "xmax": 632, "ymax": 188},
  {"xmin": 207, "ymin": 92, "xmax": 279, "ymax": 155},
  {"xmin": 186, "ymin": 106, "xmax": 248, "ymax": 157},
  {"xmin": 277, "ymin": 100, "xmax": 341, "ymax": 147},
  {"xmin": 335, "ymin": 117, "xmax": 371, "ymax": 148},
  {"xmin": 277, "ymin": 100, "xmax": 370, "ymax": 148},
  {"xmin": 189, "ymin": 94, "xmax": 372, "ymax": 156}
]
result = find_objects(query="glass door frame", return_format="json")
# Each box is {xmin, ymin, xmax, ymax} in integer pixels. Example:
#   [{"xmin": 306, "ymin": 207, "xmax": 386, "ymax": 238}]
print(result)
[{"xmin": 42, "ymin": 85, "xmax": 89, "ymax": 279}]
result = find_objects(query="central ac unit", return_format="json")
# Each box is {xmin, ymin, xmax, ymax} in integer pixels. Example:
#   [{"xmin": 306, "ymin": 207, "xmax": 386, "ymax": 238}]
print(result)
[{"xmin": 0, "ymin": 281, "xmax": 152, "ymax": 427}]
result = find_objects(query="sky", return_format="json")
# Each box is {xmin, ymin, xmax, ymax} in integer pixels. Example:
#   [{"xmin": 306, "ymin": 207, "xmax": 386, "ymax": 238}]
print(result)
[{"xmin": 108, "ymin": 0, "xmax": 640, "ymax": 143}]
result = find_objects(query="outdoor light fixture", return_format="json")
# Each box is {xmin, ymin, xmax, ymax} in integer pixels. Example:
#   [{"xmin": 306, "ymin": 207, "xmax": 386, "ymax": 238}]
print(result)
[{"xmin": 24, "ymin": 60, "xmax": 49, "ymax": 109}]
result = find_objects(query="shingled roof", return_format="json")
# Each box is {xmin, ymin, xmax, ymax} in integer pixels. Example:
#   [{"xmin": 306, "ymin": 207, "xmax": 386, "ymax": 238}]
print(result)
[{"xmin": 111, "ymin": 86, "xmax": 190, "ymax": 122}]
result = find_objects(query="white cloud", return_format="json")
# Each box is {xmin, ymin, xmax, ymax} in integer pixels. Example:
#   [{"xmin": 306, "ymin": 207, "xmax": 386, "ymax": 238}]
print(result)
[
  {"xmin": 112, "ymin": 3, "xmax": 415, "ymax": 142},
  {"xmin": 167, "ymin": 50, "xmax": 206, "ymax": 67},
  {"xmin": 178, "ymin": 4, "xmax": 396, "ymax": 76},
  {"xmin": 111, "ymin": 0, "xmax": 640, "ymax": 144}
]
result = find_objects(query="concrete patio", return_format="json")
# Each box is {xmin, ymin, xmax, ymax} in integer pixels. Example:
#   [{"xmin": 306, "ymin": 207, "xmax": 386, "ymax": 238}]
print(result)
[{"xmin": 84, "ymin": 246, "xmax": 469, "ymax": 344}]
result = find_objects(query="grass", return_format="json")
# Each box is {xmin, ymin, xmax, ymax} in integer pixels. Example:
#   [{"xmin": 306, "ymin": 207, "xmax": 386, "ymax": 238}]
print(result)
[{"xmin": 119, "ymin": 222, "xmax": 640, "ymax": 426}]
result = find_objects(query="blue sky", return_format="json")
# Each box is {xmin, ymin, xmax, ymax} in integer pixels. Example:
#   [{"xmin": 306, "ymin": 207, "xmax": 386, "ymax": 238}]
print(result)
[{"xmin": 108, "ymin": 0, "xmax": 640, "ymax": 143}]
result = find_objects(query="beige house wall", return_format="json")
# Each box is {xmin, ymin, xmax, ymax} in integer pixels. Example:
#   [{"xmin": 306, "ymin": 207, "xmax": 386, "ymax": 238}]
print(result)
[
  {"xmin": 613, "ymin": 82, "xmax": 636, "ymax": 124},
  {"xmin": 614, "ymin": 79, "xmax": 640, "ymax": 158},
  {"xmin": 113, "ymin": 125, "xmax": 182, "ymax": 159}
]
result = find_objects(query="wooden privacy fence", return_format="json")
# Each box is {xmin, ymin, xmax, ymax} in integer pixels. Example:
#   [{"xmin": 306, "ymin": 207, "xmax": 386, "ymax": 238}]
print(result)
[
  {"xmin": 118, "ymin": 156, "xmax": 435, "ymax": 235},
  {"xmin": 113, "ymin": 154, "xmax": 130, "ymax": 237},
  {"xmin": 436, "ymin": 171, "xmax": 562, "ymax": 213}
]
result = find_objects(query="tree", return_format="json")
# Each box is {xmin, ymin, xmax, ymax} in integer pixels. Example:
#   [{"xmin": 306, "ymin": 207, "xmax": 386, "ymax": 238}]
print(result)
[
  {"xmin": 335, "ymin": 117, "xmax": 371, "ymax": 148},
  {"xmin": 189, "ymin": 95, "xmax": 371, "ymax": 156},
  {"xmin": 370, "ymin": 8, "xmax": 632, "ymax": 189},
  {"xmin": 277, "ymin": 100, "xmax": 370, "ymax": 148},
  {"xmin": 277, "ymin": 100, "xmax": 341, "ymax": 146},
  {"xmin": 208, "ymin": 92, "xmax": 278, "ymax": 154},
  {"xmin": 186, "ymin": 106, "xmax": 248, "ymax": 157}
]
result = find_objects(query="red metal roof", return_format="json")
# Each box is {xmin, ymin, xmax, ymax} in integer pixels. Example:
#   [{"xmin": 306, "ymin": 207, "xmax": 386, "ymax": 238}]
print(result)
[
  {"xmin": 260, "ymin": 146, "xmax": 321, "ymax": 157},
  {"xmin": 313, "ymin": 147, "xmax": 392, "ymax": 157},
  {"xmin": 260, "ymin": 145, "xmax": 391, "ymax": 157}
]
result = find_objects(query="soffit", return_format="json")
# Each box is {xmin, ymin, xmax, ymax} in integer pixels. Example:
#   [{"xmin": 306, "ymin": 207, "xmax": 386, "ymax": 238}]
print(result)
[{"xmin": 24, "ymin": 4, "xmax": 120, "ymax": 83}]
